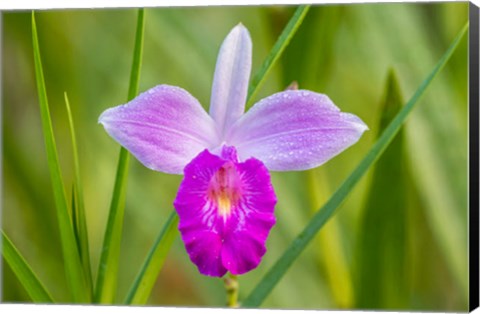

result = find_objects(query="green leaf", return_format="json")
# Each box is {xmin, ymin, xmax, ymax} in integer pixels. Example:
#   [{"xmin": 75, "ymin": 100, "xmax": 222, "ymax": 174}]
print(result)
[
  {"xmin": 242, "ymin": 22, "xmax": 469, "ymax": 308},
  {"xmin": 71, "ymin": 185, "xmax": 80, "ymax": 255},
  {"xmin": 305, "ymin": 169, "xmax": 354, "ymax": 308},
  {"xmin": 127, "ymin": 8, "xmax": 146, "ymax": 102},
  {"xmin": 64, "ymin": 92, "xmax": 93, "ymax": 297},
  {"xmin": 94, "ymin": 8, "xmax": 145, "ymax": 303},
  {"xmin": 124, "ymin": 211, "xmax": 179, "ymax": 305},
  {"xmin": 281, "ymin": 5, "xmax": 344, "ymax": 90},
  {"xmin": 246, "ymin": 5, "xmax": 310, "ymax": 107},
  {"xmin": 31, "ymin": 11, "xmax": 89, "ymax": 303},
  {"xmin": 2, "ymin": 231, "xmax": 54, "ymax": 303},
  {"xmin": 354, "ymin": 69, "xmax": 409, "ymax": 309}
]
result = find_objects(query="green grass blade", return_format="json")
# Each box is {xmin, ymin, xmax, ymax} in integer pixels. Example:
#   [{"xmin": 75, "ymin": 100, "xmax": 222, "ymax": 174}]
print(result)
[
  {"xmin": 2, "ymin": 231, "xmax": 54, "ymax": 303},
  {"xmin": 246, "ymin": 5, "xmax": 310, "ymax": 106},
  {"xmin": 31, "ymin": 11, "xmax": 88, "ymax": 303},
  {"xmin": 94, "ymin": 8, "xmax": 145, "ymax": 303},
  {"xmin": 354, "ymin": 69, "xmax": 409, "ymax": 309},
  {"xmin": 124, "ymin": 211, "xmax": 179, "ymax": 305},
  {"xmin": 71, "ymin": 185, "xmax": 81, "ymax": 253},
  {"xmin": 242, "ymin": 22, "xmax": 469, "ymax": 308},
  {"xmin": 64, "ymin": 92, "xmax": 93, "ymax": 297},
  {"xmin": 127, "ymin": 8, "xmax": 145, "ymax": 101},
  {"xmin": 95, "ymin": 149, "xmax": 129, "ymax": 302},
  {"xmin": 305, "ymin": 169, "xmax": 354, "ymax": 308},
  {"xmin": 281, "ymin": 6, "xmax": 343, "ymax": 90}
]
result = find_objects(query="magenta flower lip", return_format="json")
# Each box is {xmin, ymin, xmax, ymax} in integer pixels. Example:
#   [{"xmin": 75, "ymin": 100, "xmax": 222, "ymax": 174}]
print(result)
[
  {"xmin": 174, "ymin": 146, "xmax": 277, "ymax": 276},
  {"xmin": 99, "ymin": 24, "xmax": 368, "ymax": 277}
]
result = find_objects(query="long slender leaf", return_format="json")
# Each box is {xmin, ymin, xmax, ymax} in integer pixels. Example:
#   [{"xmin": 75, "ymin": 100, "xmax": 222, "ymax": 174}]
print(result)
[
  {"xmin": 359, "ymin": 7, "xmax": 468, "ymax": 295},
  {"xmin": 355, "ymin": 69, "xmax": 408, "ymax": 309},
  {"xmin": 64, "ymin": 92, "xmax": 93, "ymax": 297},
  {"xmin": 246, "ymin": 5, "xmax": 310, "ymax": 106},
  {"xmin": 242, "ymin": 22, "xmax": 469, "ymax": 308},
  {"xmin": 70, "ymin": 185, "xmax": 80, "ymax": 257},
  {"xmin": 305, "ymin": 169, "xmax": 353, "ymax": 308},
  {"xmin": 127, "ymin": 9, "xmax": 145, "ymax": 102},
  {"xmin": 1, "ymin": 231, "xmax": 54, "ymax": 303},
  {"xmin": 124, "ymin": 211, "xmax": 179, "ymax": 304},
  {"xmin": 32, "ymin": 11, "xmax": 89, "ymax": 303},
  {"xmin": 94, "ymin": 8, "xmax": 145, "ymax": 303},
  {"xmin": 282, "ymin": 5, "xmax": 344, "ymax": 90}
]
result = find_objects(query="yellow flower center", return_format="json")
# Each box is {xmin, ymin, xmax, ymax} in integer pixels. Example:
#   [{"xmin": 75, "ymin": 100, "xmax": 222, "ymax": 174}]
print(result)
[
  {"xmin": 208, "ymin": 162, "xmax": 241, "ymax": 218},
  {"xmin": 217, "ymin": 192, "xmax": 232, "ymax": 217}
]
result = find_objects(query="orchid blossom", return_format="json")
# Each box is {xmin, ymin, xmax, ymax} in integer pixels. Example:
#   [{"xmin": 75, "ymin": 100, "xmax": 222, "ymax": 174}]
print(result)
[{"xmin": 99, "ymin": 24, "xmax": 368, "ymax": 277}]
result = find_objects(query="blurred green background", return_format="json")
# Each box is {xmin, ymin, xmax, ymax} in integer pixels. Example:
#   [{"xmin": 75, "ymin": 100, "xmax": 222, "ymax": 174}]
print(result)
[{"xmin": 2, "ymin": 2, "xmax": 469, "ymax": 310}]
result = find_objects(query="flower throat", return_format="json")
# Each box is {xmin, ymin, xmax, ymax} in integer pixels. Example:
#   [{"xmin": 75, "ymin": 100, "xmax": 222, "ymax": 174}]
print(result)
[{"xmin": 207, "ymin": 161, "xmax": 242, "ymax": 217}]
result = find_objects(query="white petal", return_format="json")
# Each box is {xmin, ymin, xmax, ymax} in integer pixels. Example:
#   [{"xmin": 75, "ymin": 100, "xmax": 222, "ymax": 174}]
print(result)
[{"xmin": 209, "ymin": 24, "xmax": 252, "ymax": 137}]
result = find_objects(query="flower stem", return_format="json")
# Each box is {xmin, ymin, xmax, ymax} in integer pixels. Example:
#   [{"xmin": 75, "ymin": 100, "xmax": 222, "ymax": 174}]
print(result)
[{"xmin": 224, "ymin": 273, "xmax": 239, "ymax": 307}]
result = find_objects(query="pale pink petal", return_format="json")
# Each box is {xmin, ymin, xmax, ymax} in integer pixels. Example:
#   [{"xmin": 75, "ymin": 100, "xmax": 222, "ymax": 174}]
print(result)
[
  {"xmin": 226, "ymin": 90, "xmax": 368, "ymax": 171},
  {"xmin": 99, "ymin": 85, "xmax": 219, "ymax": 174}
]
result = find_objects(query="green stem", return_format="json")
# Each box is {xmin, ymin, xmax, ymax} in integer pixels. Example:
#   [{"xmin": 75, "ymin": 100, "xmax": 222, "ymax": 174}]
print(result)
[{"xmin": 224, "ymin": 273, "xmax": 239, "ymax": 308}]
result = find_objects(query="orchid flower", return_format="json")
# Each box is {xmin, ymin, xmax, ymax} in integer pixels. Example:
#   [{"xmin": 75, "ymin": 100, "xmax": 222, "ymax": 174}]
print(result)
[{"xmin": 99, "ymin": 24, "xmax": 368, "ymax": 277}]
